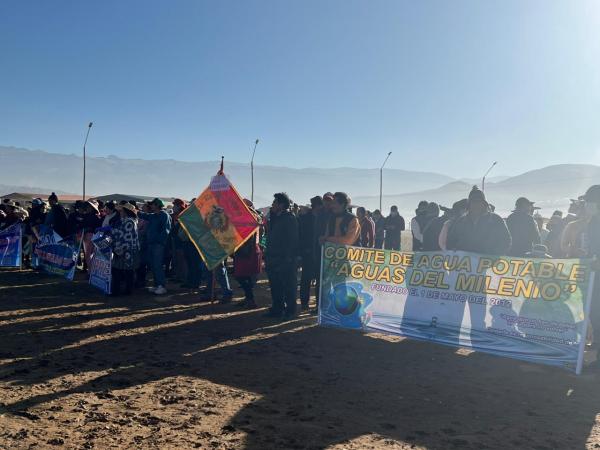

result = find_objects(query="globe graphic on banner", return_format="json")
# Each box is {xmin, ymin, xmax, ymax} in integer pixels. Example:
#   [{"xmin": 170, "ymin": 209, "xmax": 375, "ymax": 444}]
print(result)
[{"xmin": 333, "ymin": 284, "xmax": 360, "ymax": 315}]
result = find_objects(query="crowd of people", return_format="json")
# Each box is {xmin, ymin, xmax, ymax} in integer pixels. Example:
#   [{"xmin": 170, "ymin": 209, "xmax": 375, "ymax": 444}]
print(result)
[{"xmin": 1, "ymin": 184, "xmax": 600, "ymax": 323}]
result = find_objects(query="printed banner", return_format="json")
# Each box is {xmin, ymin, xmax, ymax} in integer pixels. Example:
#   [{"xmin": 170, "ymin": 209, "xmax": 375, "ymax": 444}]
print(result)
[
  {"xmin": 0, "ymin": 223, "xmax": 23, "ymax": 267},
  {"xmin": 34, "ymin": 227, "xmax": 81, "ymax": 281},
  {"xmin": 89, "ymin": 231, "xmax": 112, "ymax": 294},
  {"xmin": 178, "ymin": 171, "xmax": 259, "ymax": 270},
  {"xmin": 318, "ymin": 244, "xmax": 595, "ymax": 374}
]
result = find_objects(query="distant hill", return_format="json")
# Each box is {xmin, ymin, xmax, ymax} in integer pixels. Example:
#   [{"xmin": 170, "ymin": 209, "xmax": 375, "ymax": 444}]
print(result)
[
  {"xmin": 2, "ymin": 147, "xmax": 598, "ymax": 219},
  {"xmin": 0, "ymin": 146, "xmax": 454, "ymax": 207},
  {"xmin": 356, "ymin": 164, "xmax": 600, "ymax": 219},
  {"xmin": 0, "ymin": 184, "xmax": 73, "ymax": 197}
]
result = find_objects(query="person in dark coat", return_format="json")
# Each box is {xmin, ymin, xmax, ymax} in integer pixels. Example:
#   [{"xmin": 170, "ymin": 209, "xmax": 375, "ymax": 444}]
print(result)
[
  {"xmin": 384, "ymin": 205, "xmax": 405, "ymax": 250},
  {"xmin": 545, "ymin": 210, "xmax": 565, "ymax": 257},
  {"xmin": 447, "ymin": 186, "xmax": 511, "ymax": 255},
  {"xmin": 311, "ymin": 195, "xmax": 328, "ymax": 307},
  {"xmin": 372, "ymin": 209, "xmax": 385, "ymax": 249},
  {"xmin": 506, "ymin": 197, "xmax": 541, "ymax": 257},
  {"xmin": 44, "ymin": 192, "xmax": 69, "ymax": 238},
  {"xmin": 264, "ymin": 193, "xmax": 299, "ymax": 319},
  {"xmin": 410, "ymin": 200, "xmax": 430, "ymax": 251},
  {"xmin": 422, "ymin": 203, "xmax": 446, "ymax": 251},
  {"xmin": 298, "ymin": 202, "xmax": 317, "ymax": 310}
]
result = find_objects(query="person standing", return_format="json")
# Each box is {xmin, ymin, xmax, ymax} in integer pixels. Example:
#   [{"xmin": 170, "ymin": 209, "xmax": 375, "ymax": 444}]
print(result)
[
  {"xmin": 234, "ymin": 201, "xmax": 263, "ymax": 309},
  {"xmin": 137, "ymin": 198, "xmax": 172, "ymax": 295},
  {"xmin": 298, "ymin": 203, "xmax": 316, "ymax": 310},
  {"xmin": 506, "ymin": 197, "xmax": 542, "ymax": 257},
  {"xmin": 438, "ymin": 199, "xmax": 468, "ymax": 250},
  {"xmin": 111, "ymin": 203, "xmax": 140, "ymax": 296},
  {"xmin": 410, "ymin": 201, "xmax": 429, "ymax": 251},
  {"xmin": 579, "ymin": 186, "xmax": 600, "ymax": 355},
  {"xmin": 356, "ymin": 207, "xmax": 375, "ymax": 248},
  {"xmin": 264, "ymin": 193, "xmax": 299, "ymax": 319},
  {"xmin": 80, "ymin": 201, "xmax": 102, "ymax": 270},
  {"xmin": 384, "ymin": 205, "xmax": 405, "ymax": 250},
  {"xmin": 372, "ymin": 209, "xmax": 386, "ymax": 249},
  {"xmin": 447, "ymin": 187, "xmax": 511, "ymax": 255},
  {"xmin": 319, "ymin": 192, "xmax": 360, "ymax": 247},
  {"xmin": 545, "ymin": 210, "xmax": 565, "ymax": 257},
  {"xmin": 44, "ymin": 192, "xmax": 69, "ymax": 238}
]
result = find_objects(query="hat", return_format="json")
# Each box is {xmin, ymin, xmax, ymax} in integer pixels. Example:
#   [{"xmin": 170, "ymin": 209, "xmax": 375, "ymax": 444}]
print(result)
[
  {"xmin": 582, "ymin": 185, "xmax": 600, "ymax": 204},
  {"xmin": 514, "ymin": 197, "xmax": 540, "ymax": 211},
  {"xmin": 323, "ymin": 193, "xmax": 334, "ymax": 202},
  {"xmin": 552, "ymin": 210, "xmax": 563, "ymax": 218},
  {"xmin": 243, "ymin": 198, "xmax": 254, "ymax": 208},
  {"xmin": 151, "ymin": 198, "xmax": 165, "ymax": 208},
  {"xmin": 173, "ymin": 198, "xmax": 185, "ymax": 206},
  {"xmin": 31, "ymin": 198, "xmax": 44, "ymax": 207},
  {"xmin": 117, "ymin": 202, "xmax": 137, "ymax": 215},
  {"xmin": 468, "ymin": 186, "xmax": 487, "ymax": 204},
  {"xmin": 85, "ymin": 200, "xmax": 99, "ymax": 212}
]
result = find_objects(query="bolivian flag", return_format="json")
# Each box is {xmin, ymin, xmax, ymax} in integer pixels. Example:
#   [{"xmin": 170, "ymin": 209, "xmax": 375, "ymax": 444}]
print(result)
[{"xmin": 178, "ymin": 170, "xmax": 260, "ymax": 270}]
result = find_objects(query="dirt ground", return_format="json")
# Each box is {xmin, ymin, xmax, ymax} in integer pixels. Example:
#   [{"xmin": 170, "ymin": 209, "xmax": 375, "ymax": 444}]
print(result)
[{"xmin": 1, "ymin": 269, "xmax": 600, "ymax": 449}]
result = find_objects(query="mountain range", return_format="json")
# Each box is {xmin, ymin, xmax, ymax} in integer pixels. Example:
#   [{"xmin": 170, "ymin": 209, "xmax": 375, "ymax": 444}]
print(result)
[{"xmin": 1, "ymin": 146, "xmax": 598, "ymax": 219}]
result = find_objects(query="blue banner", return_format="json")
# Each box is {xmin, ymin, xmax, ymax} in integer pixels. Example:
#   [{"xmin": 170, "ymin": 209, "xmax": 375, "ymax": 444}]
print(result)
[
  {"xmin": 89, "ymin": 230, "xmax": 112, "ymax": 294},
  {"xmin": 319, "ymin": 244, "xmax": 595, "ymax": 374},
  {"xmin": 0, "ymin": 223, "xmax": 23, "ymax": 267},
  {"xmin": 34, "ymin": 227, "xmax": 81, "ymax": 281}
]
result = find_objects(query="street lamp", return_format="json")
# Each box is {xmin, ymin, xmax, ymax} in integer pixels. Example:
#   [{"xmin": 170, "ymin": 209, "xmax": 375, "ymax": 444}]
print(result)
[
  {"xmin": 250, "ymin": 138, "xmax": 259, "ymax": 203},
  {"xmin": 481, "ymin": 161, "xmax": 497, "ymax": 192},
  {"xmin": 379, "ymin": 151, "xmax": 392, "ymax": 211},
  {"xmin": 82, "ymin": 122, "xmax": 93, "ymax": 200}
]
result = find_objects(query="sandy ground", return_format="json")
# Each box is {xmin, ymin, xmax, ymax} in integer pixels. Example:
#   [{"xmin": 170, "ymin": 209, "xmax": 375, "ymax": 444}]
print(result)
[{"xmin": 1, "ymin": 268, "xmax": 600, "ymax": 450}]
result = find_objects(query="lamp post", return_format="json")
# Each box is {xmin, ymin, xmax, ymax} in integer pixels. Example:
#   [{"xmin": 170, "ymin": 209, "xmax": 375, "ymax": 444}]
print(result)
[
  {"xmin": 250, "ymin": 139, "xmax": 259, "ymax": 203},
  {"xmin": 482, "ymin": 161, "xmax": 497, "ymax": 192},
  {"xmin": 379, "ymin": 151, "xmax": 392, "ymax": 211},
  {"xmin": 82, "ymin": 122, "xmax": 93, "ymax": 200}
]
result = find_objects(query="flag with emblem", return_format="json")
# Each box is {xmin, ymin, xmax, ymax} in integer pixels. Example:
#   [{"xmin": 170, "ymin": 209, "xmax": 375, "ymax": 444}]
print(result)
[{"xmin": 178, "ymin": 161, "xmax": 260, "ymax": 270}]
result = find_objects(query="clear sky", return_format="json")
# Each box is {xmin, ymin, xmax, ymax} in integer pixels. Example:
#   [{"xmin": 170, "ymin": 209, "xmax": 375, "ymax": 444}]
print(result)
[{"xmin": 1, "ymin": 0, "xmax": 599, "ymax": 177}]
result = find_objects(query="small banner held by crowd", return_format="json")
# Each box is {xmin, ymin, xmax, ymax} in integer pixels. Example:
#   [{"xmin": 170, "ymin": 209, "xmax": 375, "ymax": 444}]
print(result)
[
  {"xmin": 33, "ymin": 225, "xmax": 81, "ymax": 281},
  {"xmin": 0, "ymin": 223, "xmax": 23, "ymax": 267},
  {"xmin": 318, "ymin": 243, "xmax": 595, "ymax": 374},
  {"xmin": 89, "ymin": 229, "xmax": 112, "ymax": 294},
  {"xmin": 178, "ymin": 165, "xmax": 260, "ymax": 269}
]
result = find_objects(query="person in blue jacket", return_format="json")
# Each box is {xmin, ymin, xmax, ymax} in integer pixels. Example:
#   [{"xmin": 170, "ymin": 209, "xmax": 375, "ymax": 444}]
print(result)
[{"xmin": 137, "ymin": 198, "xmax": 172, "ymax": 295}]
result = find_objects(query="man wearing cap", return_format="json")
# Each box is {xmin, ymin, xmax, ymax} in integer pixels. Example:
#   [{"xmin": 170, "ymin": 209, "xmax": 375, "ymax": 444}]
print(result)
[
  {"xmin": 137, "ymin": 198, "xmax": 172, "ymax": 295},
  {"xmin": 447, "ymin": 186, "xmax": 511, "ymax": 255},
  {"xmin": 264, "ymin": 193, "xmax": 299, "ymax": 319},
  {"xmin": 506, "ymin": 197, "xmax": 541, "ymax": 257}
]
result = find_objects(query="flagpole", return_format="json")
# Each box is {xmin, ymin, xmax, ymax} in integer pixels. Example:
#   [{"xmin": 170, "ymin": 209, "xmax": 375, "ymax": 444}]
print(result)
[{"xmin": 250, "ymin": 139, "xmax": 259, "ymax": 203}]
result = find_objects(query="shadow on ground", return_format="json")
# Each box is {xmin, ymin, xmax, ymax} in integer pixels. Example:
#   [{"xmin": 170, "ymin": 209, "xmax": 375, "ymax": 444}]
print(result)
[{"xmin": 0, "ymin": 269, "xmax": 599, "ymax": 449}]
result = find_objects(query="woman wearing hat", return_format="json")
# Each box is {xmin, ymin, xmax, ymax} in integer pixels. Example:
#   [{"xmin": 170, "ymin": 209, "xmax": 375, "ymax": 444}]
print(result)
[{"xmin": 110, "ymin": 202, "xmax": 140, "ymax": 296}]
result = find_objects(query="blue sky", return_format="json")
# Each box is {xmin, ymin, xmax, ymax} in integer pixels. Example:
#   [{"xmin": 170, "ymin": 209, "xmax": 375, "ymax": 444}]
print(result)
[{"xmin": 1, "ymin": 0, "xmax": 599, "ymax": 177}]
